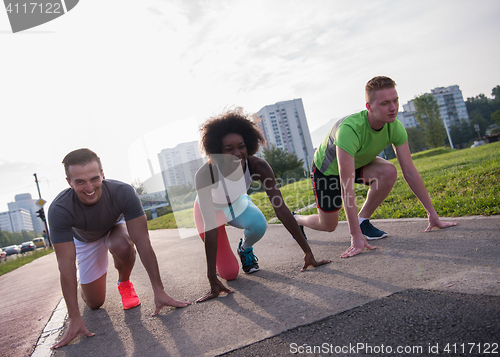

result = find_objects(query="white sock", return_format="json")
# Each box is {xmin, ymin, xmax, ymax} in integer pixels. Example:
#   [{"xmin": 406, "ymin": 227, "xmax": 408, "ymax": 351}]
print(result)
[{"xmin": 359, "ymin": 217, "xmax": 368, "ymax": 225}]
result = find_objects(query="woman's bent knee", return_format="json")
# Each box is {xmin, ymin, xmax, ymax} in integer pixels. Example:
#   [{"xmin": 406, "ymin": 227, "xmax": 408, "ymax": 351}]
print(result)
[{"xmin": 254, "ymin": 221, "xmax": 268, "ymax": 239}]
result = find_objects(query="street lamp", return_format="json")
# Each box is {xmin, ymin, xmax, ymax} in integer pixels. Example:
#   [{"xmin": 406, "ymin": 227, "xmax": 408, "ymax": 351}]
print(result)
[
  {"xmin": 33, "ymin": 173, "xmax": 52, "ymax": 247},
  {"xmin": 474, "ymin": 124, "xmax": 482, "ymax": 141}
]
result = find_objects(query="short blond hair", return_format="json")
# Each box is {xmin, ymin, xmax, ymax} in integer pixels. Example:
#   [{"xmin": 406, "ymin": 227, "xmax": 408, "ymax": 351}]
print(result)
[{"xmin": 365, "ymin": 76, "xmax": 396, "ymax": 104}]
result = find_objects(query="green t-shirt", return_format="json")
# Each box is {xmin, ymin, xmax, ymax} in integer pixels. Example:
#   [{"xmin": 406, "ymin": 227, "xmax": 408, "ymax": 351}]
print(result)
[{"xmin": 314, "ymin": 110, "xmax": 408, "ymax": 176}]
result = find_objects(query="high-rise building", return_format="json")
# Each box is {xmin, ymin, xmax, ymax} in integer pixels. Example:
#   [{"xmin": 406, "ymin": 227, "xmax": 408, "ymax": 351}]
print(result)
[
  {"xmin": 255, "ymin": 98, "xmax": 314, "ymax": 171},
  {"xmin": 0, "ymin": 208, "xmax": 34, "ymax": 233},
  {"xmin": 431, "ymin": 85, "xmax": 470, "ymax": 128},
  {"xmin": 398, "ymin": 85, "xmax": 470, "ymax": 129},
  {"xmin": 399, "ymin": 101, "xmax": 419, "ymax": 129},
  {"xmin": 7, "ymin": 193, "xmax": 43, "ymax": 233},
  {"xmin": 157, "ymin": 141, "xmax": 204, "ymax": 189}
]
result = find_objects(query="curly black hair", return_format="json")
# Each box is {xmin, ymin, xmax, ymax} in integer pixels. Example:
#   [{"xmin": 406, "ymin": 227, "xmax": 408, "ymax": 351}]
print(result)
[{"xmin": 199, "ymin": 107, "xmax": 266, "ymax": 157}]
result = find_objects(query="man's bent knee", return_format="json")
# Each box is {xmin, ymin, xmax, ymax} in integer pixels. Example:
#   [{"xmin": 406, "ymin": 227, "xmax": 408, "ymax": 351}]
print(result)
[
  {"xmin": 85, "ymin": 298, "xmax": 104, "ymax": 310},
  {"xmin": 109, "ymin": 239, "xmax": 135, "ymax": 260},
  {"xmin": 322, "ymin": 220, "xmax": 338, "ymax": 232},
  {"xmin": 317, "ymin": 213, "xmax": 339, "ymax": 232},
  {"xmin": 81, "ymin": 276, "xmax": 106, "ymax": 310},
  {"xmin": 108, "ymin": 226, "xmax": 136, "ymax": 260},
  {"xmin": 369, "ymin": 163, "xmax": 397, "ymax": 189},
  {"xmin": 316, "ymin": 209, "xmax": 339, "ymax": 232},
  {"xmin": 385, "ymin": 163, "xmax": 397, "ymax": 183}
]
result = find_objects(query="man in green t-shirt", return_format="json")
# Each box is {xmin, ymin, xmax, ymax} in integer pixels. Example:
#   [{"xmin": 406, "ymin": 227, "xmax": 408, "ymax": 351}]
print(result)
[{"xmin": 294, "ymin": 76, "xmax": 456, "ymax": 258}]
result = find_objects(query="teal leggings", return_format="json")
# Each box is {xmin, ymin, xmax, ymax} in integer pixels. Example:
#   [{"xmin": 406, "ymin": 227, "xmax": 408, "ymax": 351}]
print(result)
[{"xmin": 194, "ymin": 194, "xmax": 268, "ymax": 280}]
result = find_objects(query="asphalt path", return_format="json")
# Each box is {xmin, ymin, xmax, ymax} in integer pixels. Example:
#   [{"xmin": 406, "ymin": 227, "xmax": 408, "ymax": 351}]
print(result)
[
  {"xmin": 1, "ymin": 216, "xmax": 499, "ymax": 357},
  {"xmin": 0, "ymin": 251, "xmax": 61, "ymax": 357}
]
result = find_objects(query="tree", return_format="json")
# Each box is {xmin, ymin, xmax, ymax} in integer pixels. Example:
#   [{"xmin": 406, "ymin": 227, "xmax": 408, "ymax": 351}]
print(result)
[
  {"xmin": 449, "ymin": 119, "xmax": 474, "ymax": 148},
  {"xmin": 492, "ymin": 110, "xmax": 500, "ymax": 126},
  {"xmin": 492, "ymin": 85, "xmax": 500, "ymax": 101},
  {"xmin": 262, "ymin": 145, "xmax": 305, "ymax": 185},
  {"xmin": 469, "ymin": 110, "xmax": 489, "ymax": 138},
  {"xmin": 0, "ymin": 229, "xmax": 36, "ymax": 247},
  {"xmin": 413, "ymin": 94, "xmax": 447, "ymax": 148},
  {"xmin": 406, "ymin": 127, "xmax": 427, "ymax": 153},
  {"xmin": 466, "ymin": 88, "xmax": 500, "ymax": 127},
  {"xmin": 131, "ymin": 179, "xmax": 147, "ymax": 195}
]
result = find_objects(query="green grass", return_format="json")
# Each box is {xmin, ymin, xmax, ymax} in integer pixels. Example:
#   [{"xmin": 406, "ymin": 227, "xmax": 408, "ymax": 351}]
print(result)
[
  {"xmin": 147, "ymin": 142, "xmax": 500, "ymax": 230},
  {"xmin": 377, "ymin": 143, "xmax": 500, "ymax": 218},
  {"xmin": 0, "ymin": 247, "xmax": 54, "ymax": 276},
  {"xmin": 147, "ymin": 207, "xmax": 195, "ymax": 230}
]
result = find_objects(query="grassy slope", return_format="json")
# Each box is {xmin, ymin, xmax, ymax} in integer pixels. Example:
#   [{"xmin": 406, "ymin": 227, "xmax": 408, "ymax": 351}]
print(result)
[
  {"xmin": 148, "ymin": 142, "xmax": 500, "ymax": 230},
  {"xmin": 0, "ymin": 248, "xmax": 54, "ymax": 277}
]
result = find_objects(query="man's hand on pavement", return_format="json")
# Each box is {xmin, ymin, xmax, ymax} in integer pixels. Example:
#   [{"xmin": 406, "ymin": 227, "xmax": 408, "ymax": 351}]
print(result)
[
  {"xmin": 425, "ymin": 216, "xmax": 457, "ymax": 232},
  {"xmin": 51, "ymin": 316, "xmax": 95, "ymax": 349},
  {"xmin": 152, "ymin": 291, "xmax": 191, "ymax": 316},
  {"xmin": 340, "ymin": 236, "xmax": 376, "ymax": 258}
]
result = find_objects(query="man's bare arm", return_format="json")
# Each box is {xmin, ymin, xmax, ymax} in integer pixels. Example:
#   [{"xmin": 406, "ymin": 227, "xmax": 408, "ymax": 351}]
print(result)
[
  {"xmin": 51, "ymin": 242, "xmax": 94, "ymax": 349},
  {"xmin": 126, "ymin": 215, "xmax": 190, "ymax": 314},
  {"xmin": 337, "ymin": 147, "xmax": 376, "ymax": 258},
  {"xmin": 394, "ymin": 141, "xmax": 457, "ymax": 231}
]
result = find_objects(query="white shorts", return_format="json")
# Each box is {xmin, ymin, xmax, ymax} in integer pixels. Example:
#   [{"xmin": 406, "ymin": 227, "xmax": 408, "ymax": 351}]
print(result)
[{"xmin": 74, "ymin": 218, "xmax": 126, "ymax": 284}]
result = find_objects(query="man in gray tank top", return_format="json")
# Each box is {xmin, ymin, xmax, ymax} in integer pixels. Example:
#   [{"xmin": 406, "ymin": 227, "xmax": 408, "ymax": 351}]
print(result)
[{"xmin": 48, "ymin": 148, "xmax": 190, "ymax": 349}]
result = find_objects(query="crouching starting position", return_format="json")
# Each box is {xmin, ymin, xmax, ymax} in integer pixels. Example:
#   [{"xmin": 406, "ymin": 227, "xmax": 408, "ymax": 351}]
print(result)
[
  {"xmin": 294, "ymin": 76, "xmax": 457, "ymax": 258},
  {"xmin": 194, "ymin": 108, "xmax": 331, "ymax": 302},
  {"xmin": 49, "ymin": 148, "xmax": 190, "ymax": 349}
]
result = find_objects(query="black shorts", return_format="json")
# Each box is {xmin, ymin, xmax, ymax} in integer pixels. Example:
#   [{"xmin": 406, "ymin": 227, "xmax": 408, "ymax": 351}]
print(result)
[{"xmin": 311, "ymin": 163, "xmax": 370, "ymax": 212}]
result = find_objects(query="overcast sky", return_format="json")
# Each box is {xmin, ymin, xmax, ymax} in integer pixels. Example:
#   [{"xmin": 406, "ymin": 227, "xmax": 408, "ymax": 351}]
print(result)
[{"xmin": 1, "ymin": 0, "xmax": 499, "ymax": 212}]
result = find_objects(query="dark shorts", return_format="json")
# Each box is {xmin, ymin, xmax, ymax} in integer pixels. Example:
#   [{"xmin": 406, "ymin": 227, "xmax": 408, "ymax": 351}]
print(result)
[{"xmin": 311, "ymin": 163, "xmax": 370, "ymax": 212}]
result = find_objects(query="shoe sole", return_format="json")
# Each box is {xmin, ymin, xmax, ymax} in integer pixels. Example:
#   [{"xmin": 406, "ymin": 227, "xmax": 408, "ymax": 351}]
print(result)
[
  {"xmin": 244, "ymin": 267, "xmax": 260, "ymax": 274},
  {"xmin": 123, "ymin": 302, "xmax": 141, "ymax": 310},
  {"xmin": 364, "ymin": 233, "xmax": 388, "ymax": 240}
]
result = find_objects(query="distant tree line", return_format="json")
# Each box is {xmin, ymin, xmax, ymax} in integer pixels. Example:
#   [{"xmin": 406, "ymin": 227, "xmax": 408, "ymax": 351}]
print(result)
[
  {"xmin": 461, "ymin": 85, "xmax": 500, "ymax": 140},
  {"xmin": 401, "ymin": 85, "xmax": 500, "ymax": 154},
  {"xmin": 256, "ymin": 144, "xmax": 307, "ymax": 191},
  {"xmin": 0, "ymin": 230, "xmax": 38, "ymax": 248}
]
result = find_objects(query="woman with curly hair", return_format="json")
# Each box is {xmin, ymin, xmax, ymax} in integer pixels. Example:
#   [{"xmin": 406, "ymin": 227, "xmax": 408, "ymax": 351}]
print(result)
[{"xmin": 194, "ymin": 107, "xmax": 330, "ymax": 303}]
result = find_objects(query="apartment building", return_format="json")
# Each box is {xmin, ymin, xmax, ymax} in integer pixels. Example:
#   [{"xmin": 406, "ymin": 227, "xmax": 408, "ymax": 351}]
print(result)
[
  {"xmin": 255, "ymin": 98, "xmax": 314, "ymax": 171},
  {"xmin": 0, "ymin": 208, "xmax": 34, "ymax": 233},
  {"xmin": 398, "ymin": 85, "xmax": 470, "ymax": 129},
  {"xmin": 7, "ymin": 193, "xmax": 43, "ymax": 233},
  {"xmin": 157, "ymin": 141, "xmax": 204, "ymax": 189}
]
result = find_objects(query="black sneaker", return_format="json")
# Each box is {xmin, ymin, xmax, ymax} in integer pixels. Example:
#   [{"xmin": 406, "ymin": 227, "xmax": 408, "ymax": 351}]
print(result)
[
  {"xmin": 237, "ymin": 239, "xmax": 259, "ymax": 274},
  {"xmin": 360, "ymin": 219, "xmax": 388, "ymax": 240},
  {"xmin": 291, "ymin": 212, "xmax": 307, "ymax": 241}
]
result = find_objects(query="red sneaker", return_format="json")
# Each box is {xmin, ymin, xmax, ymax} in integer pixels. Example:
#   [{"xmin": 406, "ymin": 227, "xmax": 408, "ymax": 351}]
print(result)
[{"xmin": 118, "ymin": 281, "xmax": 141, "ymax": 310}]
